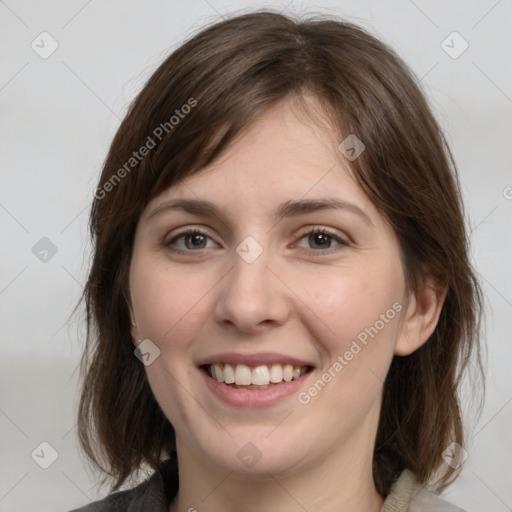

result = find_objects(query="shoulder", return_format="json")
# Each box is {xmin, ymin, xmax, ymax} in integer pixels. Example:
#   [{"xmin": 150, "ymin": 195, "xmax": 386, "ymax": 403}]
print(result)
[
  {"xmin": 67, "ymin": 458, "xmax": 178, "ymax": 512},
  {"xmin": 67, "ymin": 486, "xmax": 138, "ymax": 512},
  {"xmin": 381, "ymin": 469, "xmax": 468, "ymax": 512}
]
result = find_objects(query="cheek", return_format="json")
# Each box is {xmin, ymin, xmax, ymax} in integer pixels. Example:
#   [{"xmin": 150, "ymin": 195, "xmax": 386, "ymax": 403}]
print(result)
[
  {"xmin": 296, "ymin": 263, "xmax": 404, "ymax": 354},
  {"xmin": 130, "ymin": 260, "xmax": 210, "ymax": 420},
  {"xmin": 130, "ymin": 258, "xmax": 214, "ymax": 352}
]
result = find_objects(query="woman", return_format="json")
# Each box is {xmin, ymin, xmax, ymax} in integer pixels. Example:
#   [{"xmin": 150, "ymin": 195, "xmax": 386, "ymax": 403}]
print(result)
[{"xmin": 71, "ymin": 10, "xmax": 484, "ymax": 512}]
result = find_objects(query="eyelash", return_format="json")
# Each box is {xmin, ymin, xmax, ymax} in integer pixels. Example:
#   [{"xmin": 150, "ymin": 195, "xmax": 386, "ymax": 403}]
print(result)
[{"xmin": 164, "ymin": 226, "xmax": 349, "ymax": 256}]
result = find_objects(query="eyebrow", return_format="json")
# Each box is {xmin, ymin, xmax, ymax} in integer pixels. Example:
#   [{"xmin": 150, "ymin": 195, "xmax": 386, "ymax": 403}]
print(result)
[{"xmin": 146, "ymin": 197, "xmax": 374, "ymax": 227}]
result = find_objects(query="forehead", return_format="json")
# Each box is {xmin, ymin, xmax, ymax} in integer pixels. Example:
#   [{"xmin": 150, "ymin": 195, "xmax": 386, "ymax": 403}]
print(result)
[{"xmin": 143, "ymin": 96, "xmax": 381, "ymax": 224}]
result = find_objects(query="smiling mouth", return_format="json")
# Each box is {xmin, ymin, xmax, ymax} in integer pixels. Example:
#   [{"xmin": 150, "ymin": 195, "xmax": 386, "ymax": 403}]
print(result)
[{"xmin": 201, "ymin": 363, "xmax": 314, "ymax": 389}]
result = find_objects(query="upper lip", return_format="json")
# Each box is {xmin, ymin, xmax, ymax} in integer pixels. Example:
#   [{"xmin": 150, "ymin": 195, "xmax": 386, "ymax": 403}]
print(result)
[{"xmin": 197, "ymin": 352, "xmax": 315, "ymax": 368}]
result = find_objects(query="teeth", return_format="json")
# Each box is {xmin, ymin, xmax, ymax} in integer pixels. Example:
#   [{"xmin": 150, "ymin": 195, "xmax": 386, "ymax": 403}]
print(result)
[
  {"xmin": 269, "ymin": 364, "xmax": 282, "ymax": 383},
  {"xmin": 208, "ymin": 363, "xmax": 309, "ymax": 386},
  {"xmin": 224, "ymin": 363, "xmax": 235, "ymax": 384},
  {"xmin": 234, "ymin": 364, "xmax": 252, "ymax": 385},
  {"xmin": 213, "ymin": 364, "xmax": 223, "ymax": 382},
  {"xmin": 251, "ymin": 366, "xmax": 270, "ymax": 385},
  {"xmin": 283, "ymin": 364, "xmax": 293, "ymax": 382}
]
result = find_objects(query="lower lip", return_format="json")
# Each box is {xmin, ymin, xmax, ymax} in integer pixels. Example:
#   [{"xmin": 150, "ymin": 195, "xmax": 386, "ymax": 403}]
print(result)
[{"xmin": 200, "ymin": 367, "xmax": 313, "ymax": 408}]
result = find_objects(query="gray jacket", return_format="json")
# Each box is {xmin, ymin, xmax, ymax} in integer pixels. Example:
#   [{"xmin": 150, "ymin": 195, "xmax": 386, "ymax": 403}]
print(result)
[{"xmin": 69, "ymin": 459, "xmax": 467, "ymax": 511}]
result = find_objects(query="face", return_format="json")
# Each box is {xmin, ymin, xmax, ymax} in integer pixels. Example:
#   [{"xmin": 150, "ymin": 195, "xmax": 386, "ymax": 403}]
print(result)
[{"xmin": 129, "ymin": 95, "xmax": 410, "ymax": 478}]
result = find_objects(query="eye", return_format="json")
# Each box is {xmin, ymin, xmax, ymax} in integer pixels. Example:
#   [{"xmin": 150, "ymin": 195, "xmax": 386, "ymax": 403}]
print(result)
[
  {"xmin": 165, "ymin": 228, "xmax": 217, "ymax": 253},
  {"xmin": 164, "ymin": 226, "xmax": 349, "ymax": 255},
  {"xmin": 294, "ymin": 227, "xmax": 349, "ymax": 253}
]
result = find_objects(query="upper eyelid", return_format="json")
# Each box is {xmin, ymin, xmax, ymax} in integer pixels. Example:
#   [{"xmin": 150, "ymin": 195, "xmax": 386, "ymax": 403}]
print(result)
[{"xmin": 166, "ymin": 225, "xmax": 346, "ymax": 239}]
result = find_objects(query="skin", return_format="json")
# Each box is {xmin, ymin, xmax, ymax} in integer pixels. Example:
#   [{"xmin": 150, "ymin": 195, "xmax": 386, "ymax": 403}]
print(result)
[{"xmin": 128, "ymin": 95, "xmax": 446, "ymax": 512}]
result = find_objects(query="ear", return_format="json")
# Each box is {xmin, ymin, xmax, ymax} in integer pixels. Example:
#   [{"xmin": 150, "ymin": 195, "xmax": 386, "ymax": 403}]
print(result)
[
  {"xmin": 394, "ymin": 277, "xmax": 447, "ymax": 356},
  {"xmin": 130, "ymin": 318, "xmax": 139, "ymax": 347},
  {"xmin": 124, "ymin": 292, "xmax": 139, "ymax": 347}
]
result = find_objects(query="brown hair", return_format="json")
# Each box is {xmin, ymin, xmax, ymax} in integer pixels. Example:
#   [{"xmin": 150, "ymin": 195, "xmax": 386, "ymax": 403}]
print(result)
[{"xmin": 77, "ymin": 10, "xmax": 485, "ymax": 496}]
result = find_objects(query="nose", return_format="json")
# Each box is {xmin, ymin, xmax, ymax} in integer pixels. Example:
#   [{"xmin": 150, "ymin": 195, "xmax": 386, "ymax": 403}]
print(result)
[{"xmin": 213, "ymin": 240, "xmax": 290, "ymax": 334}]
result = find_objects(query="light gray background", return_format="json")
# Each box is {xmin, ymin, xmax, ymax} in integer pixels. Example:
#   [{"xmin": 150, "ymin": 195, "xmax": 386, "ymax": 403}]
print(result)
[{"xmin": 1, "ymin": 1, "xmax": 511, "ymax": 511}]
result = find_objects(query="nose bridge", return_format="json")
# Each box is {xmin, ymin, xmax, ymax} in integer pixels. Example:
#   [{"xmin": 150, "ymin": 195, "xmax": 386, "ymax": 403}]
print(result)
[{"xmin": 214, "ymin": 235, "xmax": 288, "ymax": 331}]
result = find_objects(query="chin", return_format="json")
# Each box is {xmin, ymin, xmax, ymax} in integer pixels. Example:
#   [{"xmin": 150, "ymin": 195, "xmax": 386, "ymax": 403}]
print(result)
[{"xmin": 193, "ymin": 429, "xmax": 311, "ymax": 479}]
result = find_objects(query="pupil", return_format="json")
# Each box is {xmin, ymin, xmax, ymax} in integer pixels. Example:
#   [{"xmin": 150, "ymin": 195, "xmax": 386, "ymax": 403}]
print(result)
[
  {"xmin": 187, "ymin": 234, "xmax": 205, "ymax": 249},
  {"xmin": 311, "ymin": 233, "xmax": 330, "ymax": 248}
]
